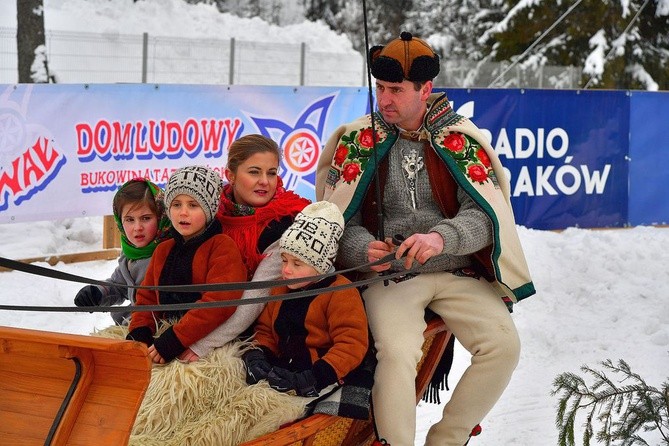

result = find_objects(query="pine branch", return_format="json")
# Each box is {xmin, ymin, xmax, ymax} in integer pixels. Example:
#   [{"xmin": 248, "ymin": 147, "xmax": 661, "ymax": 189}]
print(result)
[{"xmin": 551, "ymin": 359, "xmax": 669, "ymax": 446}]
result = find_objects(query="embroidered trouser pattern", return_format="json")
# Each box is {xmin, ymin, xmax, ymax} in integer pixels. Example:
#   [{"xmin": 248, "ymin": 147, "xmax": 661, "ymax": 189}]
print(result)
[{"xmin": 362, "ymin": 271, "xmax": 520, "ymax": 446}]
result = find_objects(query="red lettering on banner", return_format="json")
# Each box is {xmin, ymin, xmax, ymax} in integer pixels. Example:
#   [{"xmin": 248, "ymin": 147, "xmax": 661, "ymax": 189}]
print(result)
[
  {"xmin": 135, "ymin": 122, "xmax": 148, "ymax": 155},
  {"xmin": 113, "ymin": 122, "xmax": 133, "ymax": 156},
  {"xmin": 0, "ymin": 158, "xmax": 22, "ymax": 195},
  {"xmin": 221, "ymin": 118, "xmax": 242, "ymax": 150},
  {"xmin": 94, "ymin": 120, "xmax": 112, "ymax": 156},
  {"xmin": 201, "ymin": 119, "xmax": 224, "ymax": 153},
  {"xmin": 75, "ymin": 118, "xmax": 242, "ymax": 161},
  {"xmin": 33, "ymin": 137, "xmax": 60, "ymax": 173},
  {"xmin": 0, "ymin": 137, "xmax": 64, "ymax": 209},
  {"xmin": 76, "ymin": 123, "xmax": 93, "ymax": 156},
  {"xmin": 166, "ymin": 121, "xmax": 182, "ymax": 155},
  {"xmin": 149, "ymin": 120, "xmax": 165, "ymax": 154},
  {"xmin": 183, "ymin": 118, "xmax": 200, "ymax": 154}
]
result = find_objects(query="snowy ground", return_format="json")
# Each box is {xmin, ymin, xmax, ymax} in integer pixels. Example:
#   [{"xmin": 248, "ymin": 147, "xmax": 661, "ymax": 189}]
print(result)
[
  {"xmin": 1, "ymin": 0, "xmax": 668, "ymax": 444},
  {"xmin": 1, "ymin": 218, "xmax": 667, "ymax": 445}
]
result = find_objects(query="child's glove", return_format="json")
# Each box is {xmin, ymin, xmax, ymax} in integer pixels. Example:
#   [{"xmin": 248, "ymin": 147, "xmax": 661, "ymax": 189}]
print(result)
[
  {"xmin": 74, "ymin": 285, "xmax": 103, "ymax": 307},
  {"xmin": 242, "ymin": 348, "xmax": 272, "ymax": 384},
  {"xmin": 267, "ymin": 366, "xmax": 319, "ymax": 397}
]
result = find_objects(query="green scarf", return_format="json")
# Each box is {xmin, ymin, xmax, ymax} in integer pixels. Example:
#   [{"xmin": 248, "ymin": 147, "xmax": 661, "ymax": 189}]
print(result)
[{"xmin": 113, "ymin": 179, "xmax": 172, "ymax": 260}]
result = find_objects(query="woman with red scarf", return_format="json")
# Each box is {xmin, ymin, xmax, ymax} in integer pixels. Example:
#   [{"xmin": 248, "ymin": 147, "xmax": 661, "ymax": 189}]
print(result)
[{"xmin": 180, "ymin": 134, "xmax": 311, "ymax": 361}]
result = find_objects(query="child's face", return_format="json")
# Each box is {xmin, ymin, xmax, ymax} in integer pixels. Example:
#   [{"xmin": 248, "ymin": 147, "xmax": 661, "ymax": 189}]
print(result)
[
  {"xmin": 121, "ymin": 203, "xmax": 159, "ymax": 248},
  {"xmin": 281, "ymin": 252, "xmax": 319, "ymax": 290},
  {"xmin": 225, "ymin": 152, "xmax": 279, "ymax": 208},
  {"xmin": 169, "ymin": 194, "xmax": 207, "ymax": 241}
]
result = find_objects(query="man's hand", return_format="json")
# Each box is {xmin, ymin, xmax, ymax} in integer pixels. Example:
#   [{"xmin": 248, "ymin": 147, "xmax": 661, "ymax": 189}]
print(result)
[
  {"xmin": 367, "ymin": 239, "xmax": 395, "ymax": 272},
  {"xmin": 395, "ymin": 232, "xmax": 444, "ymax": 269}
]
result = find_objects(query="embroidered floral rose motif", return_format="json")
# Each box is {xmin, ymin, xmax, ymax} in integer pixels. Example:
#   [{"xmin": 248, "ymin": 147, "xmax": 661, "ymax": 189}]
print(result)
[
  {"xmin": 437, "ymin": 132, "xmax": 492, "ymax": 185},
  {"xmin": 468, "ymin": 164, "xmax": 489, "ymax": 183},
  {"xmin": 332, "ymin": 124, "xmax": 387, "ymax": 184},
  {"xmin": 342, "ymin": 162, "xmax": 361, "ymax": 183},
  {"xmin": 334, "ymin": 144, "xmax": 348, "ymax": 166},
  {"xmin": 476, "ymin": 148, "xmax": 491, "ymax": 168},
  {"xmin": 358, "ymin": 128, "xmax": 377, "ymax": 149},
  {"xmin": 443, "ymin": 133, "xmax": 466, "ymax": 153}
]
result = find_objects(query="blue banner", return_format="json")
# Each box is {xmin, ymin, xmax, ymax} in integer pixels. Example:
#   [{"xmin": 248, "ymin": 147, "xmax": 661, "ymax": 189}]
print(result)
[
  {"xmin": 629, "ymin": 91, "xmax": 669, "ymax": 226},
  {"xmin": 443, "ymin": 89, "xmax": 629, "ymax": 229},
  {"xmin": 0, "ymin": 83, "xmax": 664, "ymax": 229}
]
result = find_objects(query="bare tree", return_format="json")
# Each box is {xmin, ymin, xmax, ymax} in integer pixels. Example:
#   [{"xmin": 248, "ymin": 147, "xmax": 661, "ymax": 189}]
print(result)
[{"xmin": 17, "ymin": 0, "xmax": 52, "ymax": 83}]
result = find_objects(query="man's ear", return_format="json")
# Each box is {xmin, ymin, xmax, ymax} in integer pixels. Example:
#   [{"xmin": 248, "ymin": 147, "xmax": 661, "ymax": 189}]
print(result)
[{"xmin": 421, "ymin": 80, "xmax": 433, "ymax": 101}]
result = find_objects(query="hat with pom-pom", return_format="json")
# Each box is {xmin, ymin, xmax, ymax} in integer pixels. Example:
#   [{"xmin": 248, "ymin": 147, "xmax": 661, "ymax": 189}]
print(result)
[{"xmin": 369, "ymin": 31, "xmax": 440, "ymax": 83}]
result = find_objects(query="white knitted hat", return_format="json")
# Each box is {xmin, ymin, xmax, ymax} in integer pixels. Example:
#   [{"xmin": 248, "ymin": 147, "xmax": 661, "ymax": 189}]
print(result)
[
  {"xmin": 164, "ymin": 166, "xmax": 223, "ymax": 224},
  {"xmin": 280, "ymin": 201, "xmax": 345, "ymax": 274}
]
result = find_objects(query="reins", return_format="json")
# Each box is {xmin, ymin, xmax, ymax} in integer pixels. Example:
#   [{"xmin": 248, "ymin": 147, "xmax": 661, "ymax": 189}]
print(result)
[{"xmin": 0, "ymin": 253, "xmax": 415, "ymax": 313}]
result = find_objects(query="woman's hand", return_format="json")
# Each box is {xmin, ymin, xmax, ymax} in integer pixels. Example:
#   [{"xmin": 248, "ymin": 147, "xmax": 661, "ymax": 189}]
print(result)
[{"xmin": 178, "ymin": 348, "xmax": 200, "ymax": 363}]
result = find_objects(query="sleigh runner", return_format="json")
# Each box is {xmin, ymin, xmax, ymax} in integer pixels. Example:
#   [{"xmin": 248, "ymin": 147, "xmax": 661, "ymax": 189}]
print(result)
[{"xmin": 0, "ymin": 315, "xmax": 452, "ymax": 445}]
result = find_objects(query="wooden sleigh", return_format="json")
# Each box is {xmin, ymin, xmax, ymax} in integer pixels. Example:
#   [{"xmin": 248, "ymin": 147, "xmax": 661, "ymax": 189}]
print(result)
[
  {"xmin": 0, "ymin": 325, "xmax": 151, "ymax": 446},
  {"xmin": 0, "ymin": 316, "xmax": 450, "ymax": 446},
  {"xmin": 240, "ymin": 315, "xmax": 453, "ymax": 446}
]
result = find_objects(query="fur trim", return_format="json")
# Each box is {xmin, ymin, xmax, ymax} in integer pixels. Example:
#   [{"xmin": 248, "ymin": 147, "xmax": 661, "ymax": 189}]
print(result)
[{"xmin": 94, "ymin": 325, "xmax": 308, "ymax": 445}]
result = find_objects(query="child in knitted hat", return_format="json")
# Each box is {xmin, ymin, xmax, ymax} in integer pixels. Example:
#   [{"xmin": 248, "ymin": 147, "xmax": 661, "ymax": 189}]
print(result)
[
  {"xmin": 74, "ymin": 178, "xmax": 172, "ymax": 325},
  {"xmin": 243, "ymin": 201, "xmax": 374, "ymax": 420},
  {"xmin": 127, "ymin": 165, "xmax": 247, "ymax": 365}
]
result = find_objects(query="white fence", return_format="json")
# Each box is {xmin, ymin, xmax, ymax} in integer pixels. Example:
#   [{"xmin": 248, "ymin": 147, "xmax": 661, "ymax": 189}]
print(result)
[
  {"xmin": 0, "ymin": 27, "xmax": 366, "ymax": 86},
  {"xmin": 0, "ymin": 27, "xmax": 582, "ymax": 88}
]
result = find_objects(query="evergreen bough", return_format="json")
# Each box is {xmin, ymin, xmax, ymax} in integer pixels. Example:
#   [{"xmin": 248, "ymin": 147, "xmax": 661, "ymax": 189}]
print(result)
[{"xmin": 551, "ymin": 359, "xmax": 669, "ymax": 446}]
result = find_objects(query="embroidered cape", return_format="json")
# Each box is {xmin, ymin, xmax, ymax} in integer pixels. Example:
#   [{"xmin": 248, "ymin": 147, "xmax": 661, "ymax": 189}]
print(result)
[{"xmin": 316, "ymin": 92, "xmax": 535, "ymax": 302}]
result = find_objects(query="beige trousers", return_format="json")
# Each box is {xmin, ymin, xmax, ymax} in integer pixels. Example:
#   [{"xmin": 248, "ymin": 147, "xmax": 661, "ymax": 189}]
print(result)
[{"xmin": 363, "ymin": 271, "xmax": 520, "ymax": 446}]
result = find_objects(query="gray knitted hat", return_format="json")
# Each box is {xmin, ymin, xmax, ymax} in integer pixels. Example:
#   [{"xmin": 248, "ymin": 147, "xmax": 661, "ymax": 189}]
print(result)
[
  {"xmin": 279, "ymin": 201, "xmax": 344, "ymax": 274},
  {"xmin": 164, "ymin": 166, "xmax": 223, "ymax": 224}
]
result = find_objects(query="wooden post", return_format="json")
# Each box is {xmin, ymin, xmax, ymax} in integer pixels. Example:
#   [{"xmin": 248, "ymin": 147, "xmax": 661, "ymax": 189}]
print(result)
[{"xmin": 102, "ymin": 215, "xmax": 121, "ymax": 249}]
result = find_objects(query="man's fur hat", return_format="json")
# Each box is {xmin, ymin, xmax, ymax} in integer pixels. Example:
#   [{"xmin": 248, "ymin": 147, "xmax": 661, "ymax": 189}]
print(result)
[{"xmin": 369, "ymin": 31, "xmax": 440, "ymax": 83}]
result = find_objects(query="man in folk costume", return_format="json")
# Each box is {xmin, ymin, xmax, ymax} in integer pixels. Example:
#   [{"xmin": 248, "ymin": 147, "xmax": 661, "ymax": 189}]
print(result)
[{"xmin": 316, "ymin": 32, "xmax": 535, "ymax": 446}]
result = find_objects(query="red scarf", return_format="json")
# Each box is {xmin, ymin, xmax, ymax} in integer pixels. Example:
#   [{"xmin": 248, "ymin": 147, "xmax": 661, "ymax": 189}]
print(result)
[{"xmin": 216, "ymin": 182, "xmax": 310, "ymax": 278}]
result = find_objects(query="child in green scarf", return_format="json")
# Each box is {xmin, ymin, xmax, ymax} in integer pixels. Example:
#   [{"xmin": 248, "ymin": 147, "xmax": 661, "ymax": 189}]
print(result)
[{"xmin": 73, "ymin": 178, "xmax": 171, "ymax": 325}]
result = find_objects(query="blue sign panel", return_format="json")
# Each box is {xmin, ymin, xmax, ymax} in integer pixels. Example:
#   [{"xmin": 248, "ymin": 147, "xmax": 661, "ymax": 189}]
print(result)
[
  {"xmin": 629, "ymin": 91, "xmax": 669, "ymax": 226},
  {"xmin": 444, "ymin": 89, "xmax": 629, "ymax": 229}
]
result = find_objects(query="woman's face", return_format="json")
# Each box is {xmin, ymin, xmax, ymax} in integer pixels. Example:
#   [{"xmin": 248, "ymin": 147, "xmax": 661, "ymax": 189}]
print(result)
[{"xmin": 226, "ymin": 151, "xmax": 280, "ymax": 208}]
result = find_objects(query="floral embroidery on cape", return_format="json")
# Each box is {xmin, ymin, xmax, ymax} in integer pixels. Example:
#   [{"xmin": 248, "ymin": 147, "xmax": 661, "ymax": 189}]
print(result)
[
  {"xmin": 332, "ymin": 126, "xmax": 386, "ymax": 184},
  {"xmin": 438, "ymin": 131, "xmax": 494, "ymax": 185}
]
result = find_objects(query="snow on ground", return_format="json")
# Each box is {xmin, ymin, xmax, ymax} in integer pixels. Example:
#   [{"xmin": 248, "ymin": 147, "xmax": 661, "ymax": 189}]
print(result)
[
  {"xmin": 1, "ymin": 218, "xmax": 667, "ymax": 445},
  {"xmin": 1, "ymin": 0, "xmax": 668, "ymax": 444}
]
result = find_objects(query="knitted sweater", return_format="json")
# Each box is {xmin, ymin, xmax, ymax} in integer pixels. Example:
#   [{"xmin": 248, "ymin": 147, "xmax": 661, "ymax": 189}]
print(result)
[
  {"xmin": 127, "ymin": 220, "xmax": 247, "ymax": 361},
  {"xmin": 337, "ymin": 136, "xmax": 493, "ymax": 275},
  {"xmin": 253, "ymin": 275, "xmax": 369, "ymax": 391},
  {"xmin": 317, "ymin": 92, "xmax": 535, "ymax": 302}
]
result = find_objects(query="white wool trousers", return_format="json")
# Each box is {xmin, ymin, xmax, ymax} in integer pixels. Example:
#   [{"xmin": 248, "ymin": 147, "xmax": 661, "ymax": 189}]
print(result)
[{"xmin": 362, "ymin": 271, "xmax": 521, "ymax": 446}]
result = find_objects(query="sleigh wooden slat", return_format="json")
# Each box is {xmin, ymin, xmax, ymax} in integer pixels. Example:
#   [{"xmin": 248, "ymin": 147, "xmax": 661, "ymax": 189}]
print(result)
[
  {"xmin": 240, "ymin": 316, "xmax": 452, "ymax": 446},
  {"xmin": 0, "ymin": 326, "xmax": 151, "ymax": 446}
]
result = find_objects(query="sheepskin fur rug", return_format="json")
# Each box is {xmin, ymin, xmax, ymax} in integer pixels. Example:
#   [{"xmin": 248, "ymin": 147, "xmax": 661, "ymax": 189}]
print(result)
[{"xmin": 94, "ymin": 324, "xmax": 308, "ymax": 445}]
